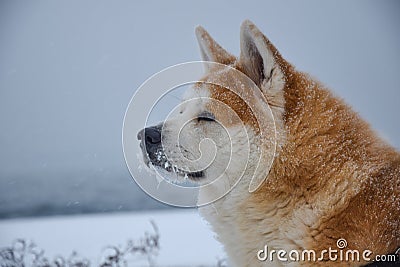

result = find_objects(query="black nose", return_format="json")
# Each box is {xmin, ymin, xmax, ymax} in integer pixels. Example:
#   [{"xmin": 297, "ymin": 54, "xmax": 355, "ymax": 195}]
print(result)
[{"xmin": 137, "ymin": 125, "xmax": 162, "ymax": 146}]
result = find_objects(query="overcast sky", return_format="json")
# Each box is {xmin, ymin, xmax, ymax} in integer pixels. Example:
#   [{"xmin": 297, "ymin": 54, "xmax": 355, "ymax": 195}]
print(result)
[{"xmin": 0, "ymin": 0, "xmax": 399, "ymax": 178}]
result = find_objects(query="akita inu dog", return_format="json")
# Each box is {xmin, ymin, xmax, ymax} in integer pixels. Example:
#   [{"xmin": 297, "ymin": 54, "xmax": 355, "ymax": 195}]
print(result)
[{"xmin": 137, "ymin": 20, "xmax": 399, "ymax": 266}]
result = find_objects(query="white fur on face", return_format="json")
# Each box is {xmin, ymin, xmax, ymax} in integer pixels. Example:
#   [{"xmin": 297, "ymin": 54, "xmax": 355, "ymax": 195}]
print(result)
[{"xmin": 149, "ymin": 85, "xmax": 254, "ymax": 195}]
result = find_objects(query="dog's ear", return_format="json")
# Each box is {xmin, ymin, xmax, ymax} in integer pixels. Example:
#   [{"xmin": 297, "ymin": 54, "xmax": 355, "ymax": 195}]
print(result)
[
  {"xmin": 195, "ymin": 26, "xmax": 236, "ymax": 67},
  {"xmin": 239, "ymin": 20, "xmax": 285, "ymax": 92}
]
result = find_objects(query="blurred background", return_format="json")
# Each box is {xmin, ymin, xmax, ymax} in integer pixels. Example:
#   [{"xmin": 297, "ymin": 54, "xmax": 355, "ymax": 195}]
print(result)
[{"xmin": 0, "ymin": 0, "xmax": 399, "ymax": 264}]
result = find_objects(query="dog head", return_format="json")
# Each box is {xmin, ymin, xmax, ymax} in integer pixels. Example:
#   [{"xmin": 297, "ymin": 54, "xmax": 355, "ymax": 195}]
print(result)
[{"xmin": 138, "ymin": 20, "xmax": 290, "ymax": 193}]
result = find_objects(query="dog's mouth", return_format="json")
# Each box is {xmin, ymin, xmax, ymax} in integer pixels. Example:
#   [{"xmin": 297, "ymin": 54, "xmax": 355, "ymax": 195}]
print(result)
[
  {"xmin": 155, "ymin": 161, "xmax": 205, "ymax": 180},
  {"xmin": 140, "ymin": 143, "xmax": 205, "ymax": 181},
  {"xmin": 137, "ymin": 126, "xmax": 205, "ymax": 181}
]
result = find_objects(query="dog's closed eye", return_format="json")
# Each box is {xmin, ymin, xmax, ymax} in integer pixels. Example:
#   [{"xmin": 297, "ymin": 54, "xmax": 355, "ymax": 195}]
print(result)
[{"xmin": 197, "ymin": 111, "xmax": 215, "ymax": 122}]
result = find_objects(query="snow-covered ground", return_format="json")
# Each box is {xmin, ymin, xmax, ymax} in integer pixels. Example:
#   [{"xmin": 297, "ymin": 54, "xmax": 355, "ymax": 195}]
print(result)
[{"xmin": 0, "ymin": 210, "xmax": 226, "ymax": 266}]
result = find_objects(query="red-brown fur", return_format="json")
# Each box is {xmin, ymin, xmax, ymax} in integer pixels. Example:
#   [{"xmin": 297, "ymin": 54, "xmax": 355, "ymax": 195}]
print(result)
[{"xmin": 196, "ymin": 21, "xmax": 399, "ymax": 266}]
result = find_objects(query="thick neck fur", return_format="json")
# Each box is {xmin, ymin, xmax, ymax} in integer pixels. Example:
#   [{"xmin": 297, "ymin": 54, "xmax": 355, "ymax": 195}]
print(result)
[{"xmin": 199, "ymin": 66, "xmax": 400, "ymax": 267}]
